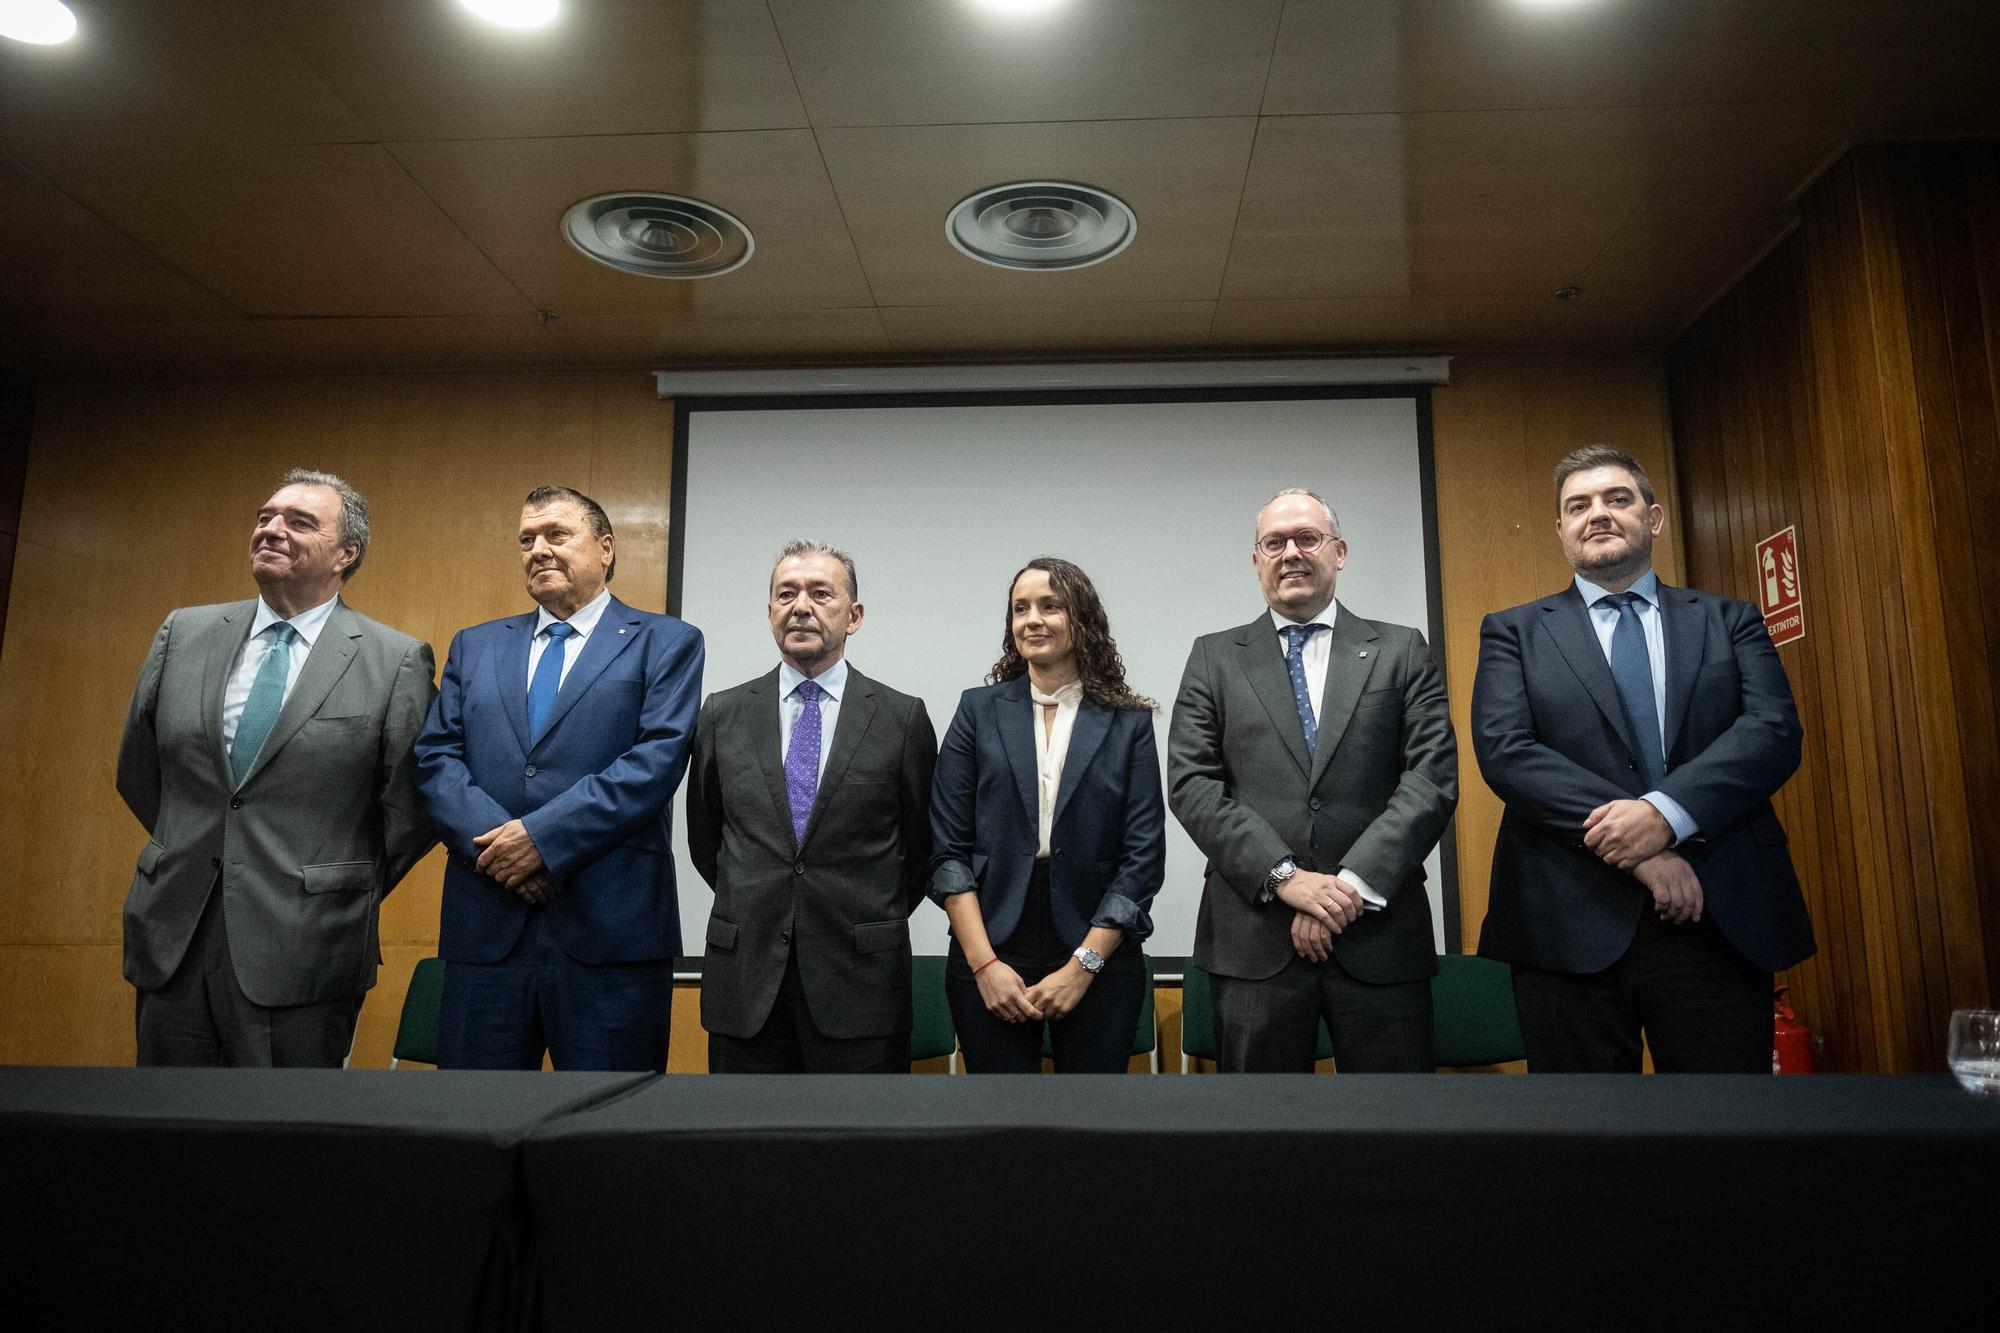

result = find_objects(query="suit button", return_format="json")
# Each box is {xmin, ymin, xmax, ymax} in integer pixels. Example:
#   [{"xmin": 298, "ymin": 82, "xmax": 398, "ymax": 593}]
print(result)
[
  {"xmin": 780, "ymin": 932, "xmax": 791, "ymax": 945},
  {"xmin": 794, "ymin": 863, "xmax": 805, "ymax": 875},
  {"xmin": 1626, "ymin": 761, "xmax": 1637, "ymax": 771},
  {"xmin": 525, "ymin": 764, "xmax": 537, "ymax": 777},
  {"xmin": 1310, "ymin": 797, "xmax": 1322, "ymax": 811},
  {"xmin": 229, "ymin": 796, "xmax": 243, "ymax": 809},
  {"xmin": 1054, "ymin": 848, "xmax": 1064, "ymax": 861},
  {"xmin": 210, "ymin": 857, "xmax": 221, "ymax": 869}
]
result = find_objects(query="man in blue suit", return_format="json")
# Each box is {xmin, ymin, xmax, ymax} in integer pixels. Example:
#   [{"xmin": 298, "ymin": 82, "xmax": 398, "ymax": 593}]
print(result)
[
  {"xmin": 1473, "ymin": 445, "xmax": 1814, "ymax": 1072},
  {"xmin": 415, "ymin": 485, "xmax": 704, "ymax": 1071}
]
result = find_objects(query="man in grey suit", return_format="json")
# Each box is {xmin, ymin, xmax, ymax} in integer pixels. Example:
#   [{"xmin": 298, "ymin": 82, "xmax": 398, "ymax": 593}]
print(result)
[
  {"xmin": 1169, "ymin": 488, "xmax": 1458, "ymax": 1072},
  {"xmin": 686, "ymin": 541, "xmax": 935, "ymax": 1073},
  {"xmin": 117, "ymin": 469, "xmax": 436, "ymax": 1066}
]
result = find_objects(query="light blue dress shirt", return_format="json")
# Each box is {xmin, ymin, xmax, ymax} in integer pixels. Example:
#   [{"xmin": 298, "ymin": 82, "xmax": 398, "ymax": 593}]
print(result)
[
  {"xmin": 222, "ymin": 592, "xmax": 341, "ymax": 753},
  {"xmin": 778, "ymin": 656, "xmax": 848, "ymax": 782},
  {"xmin": 1573, "ymin": 569, "xmax": 1698, "ymax": 843},
  {"xmin": 527, "ymin": 585, "xmax": 612, "ymax": 694}
]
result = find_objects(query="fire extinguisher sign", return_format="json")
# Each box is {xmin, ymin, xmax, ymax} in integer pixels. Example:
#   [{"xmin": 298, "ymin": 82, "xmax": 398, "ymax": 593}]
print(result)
[{"xmin": 1755, "ymin": 526, "xmax": 1804, "ymax": 646}]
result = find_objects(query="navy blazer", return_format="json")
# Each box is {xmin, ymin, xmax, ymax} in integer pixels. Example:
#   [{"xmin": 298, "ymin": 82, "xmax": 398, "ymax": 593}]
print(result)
[
  {"xmin": 414, "ymin": 595, "xmax": 704, "ymax": 966},
  {"xmin": 1472, "ymin": 582, "xmax": 1815, "ymax": 974},
  {"xmin": 927, "ymin": 676, "xmax": 1166, "ymax": 951}
]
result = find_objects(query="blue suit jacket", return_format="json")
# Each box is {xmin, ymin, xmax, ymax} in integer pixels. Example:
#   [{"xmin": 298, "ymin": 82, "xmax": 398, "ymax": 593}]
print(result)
[
  {"xmin": 414, "ymin": 595, "xmax": 704, "ymax": 965},
  {"xmin": 927, "ymin": 676, "xmax": 1165, "ymax": 951},
  {"xmin": 1472, "ymin": 582, "xmax": 1815, "ymax": 974}
]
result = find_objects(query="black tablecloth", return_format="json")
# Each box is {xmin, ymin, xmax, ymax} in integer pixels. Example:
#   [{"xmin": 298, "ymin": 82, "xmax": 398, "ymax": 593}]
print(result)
[
  {"xmin": 523, "ymin": 1074, "xmax": 2000, "ymax": 1327},
  {"xmin": 0, "ymin": 1068, "xmax": 649, "ymax": 1330}
]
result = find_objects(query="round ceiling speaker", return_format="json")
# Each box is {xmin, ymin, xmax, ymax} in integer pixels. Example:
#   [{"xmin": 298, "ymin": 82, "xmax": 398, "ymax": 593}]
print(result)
[
  {"xmin": 560, "ymin": 192, "xmax": 754, "ymax": 279},
  {"xmin": 944, "ymin": 181, "xmax": 1136, "ymax": 271}
]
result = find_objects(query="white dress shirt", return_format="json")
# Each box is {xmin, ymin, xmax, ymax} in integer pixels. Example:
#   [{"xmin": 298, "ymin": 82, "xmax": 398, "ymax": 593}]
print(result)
[
  {"xmin": 1573, "ymin": 570, "xmax": 1699, "ymax": 843},
  {"xmin": 526, "ymin": 585, "xmax": 612, "ymax": 696},
  {"xmin": 1269, "ymin": 600, "xmax": 1384, "ymax": 910},
  {"xmin": 1029, "ymin": 678, "xmax": 1084, "ymax": 859},
  {"xmin": 222, "ymin": 593, "xmax": 340, "ymax": 754},
  {"xmin": 778, "ymin": 656, "xmax": 848, "ymax": 782}
]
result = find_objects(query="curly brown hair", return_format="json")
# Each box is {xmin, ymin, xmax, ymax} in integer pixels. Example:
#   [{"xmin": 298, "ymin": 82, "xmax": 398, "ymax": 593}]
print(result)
[{"xmin": 987, "ymin": 556, "xmax": 1156, "ymax": 712}]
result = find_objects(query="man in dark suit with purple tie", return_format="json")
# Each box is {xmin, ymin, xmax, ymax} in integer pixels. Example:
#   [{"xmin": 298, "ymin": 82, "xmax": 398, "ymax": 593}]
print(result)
[{"xmin": 1473, "ymin": 445, "xmax": 1815, "ymax": 1072}]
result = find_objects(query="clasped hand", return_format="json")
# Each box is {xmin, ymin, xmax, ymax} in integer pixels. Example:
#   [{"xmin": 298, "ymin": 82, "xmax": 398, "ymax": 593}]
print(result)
[
  {"xmin": 473, "ymin": 818, "xmax": 546, "ymax": 894},
  {"xmin": 975, "ymin": 958, "xmax": 1096, "ymax": 1024},
  {"xmin": 1583, "ymin": 799, "xmax": 1672, "ymax": 870}
]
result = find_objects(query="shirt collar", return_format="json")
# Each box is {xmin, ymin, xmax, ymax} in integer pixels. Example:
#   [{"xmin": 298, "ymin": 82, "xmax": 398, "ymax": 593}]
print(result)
[
  {"xmin": 1575, "ymin": 568, "xmax": 1659, "ymax": 610},
  {"xmin": 535, "ymin": 585, "xmax": 612, "ymax": 639},
  {"xmin": 250, "ymin": 592, "xmax": 339, "ymax": 647},
  {"xmin": 779, "ymin": 655, "xmax": 849, "ymax": 703},
  {"xmin": 1270, "ymin": 600, "xmax": 1338, "ymax": 635}
]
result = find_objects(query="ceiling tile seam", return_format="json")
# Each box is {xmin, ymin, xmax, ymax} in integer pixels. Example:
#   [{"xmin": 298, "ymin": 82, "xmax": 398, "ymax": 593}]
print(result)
[
  {"xmin": 1251, "ymin": 0, "xmax": 1292, "ymax": 119},
  {"xmin": 1206, "ymin": 115, "xmax": 1276, "ymax": 318},
  {"xmin": 0, "ymin": 149, "xmax": 249, "ymax": 321},
  {"xmin": 762, "ymin": 0, "xmax": 823, "ymax": 132},
  {"xmin": 377, "ymin": 141, "xmax": 545, "ymax": 321}
]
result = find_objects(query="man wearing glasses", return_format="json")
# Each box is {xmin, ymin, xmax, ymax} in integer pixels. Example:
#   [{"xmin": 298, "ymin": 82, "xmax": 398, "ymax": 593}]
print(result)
[{"xmin": 1169, "ymin": 488, "xmax": 1458, "ymax": 1071}]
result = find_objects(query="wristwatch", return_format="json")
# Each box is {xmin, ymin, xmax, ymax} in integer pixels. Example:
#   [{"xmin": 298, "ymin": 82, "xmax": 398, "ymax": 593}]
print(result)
[
  {"xmin": 1072, "ymin": 946, "xmax": 1105, "ymax": 974},
  {"xmin": 1263, "ymin": 856, "xmax": 1298, "ymax": 903}
]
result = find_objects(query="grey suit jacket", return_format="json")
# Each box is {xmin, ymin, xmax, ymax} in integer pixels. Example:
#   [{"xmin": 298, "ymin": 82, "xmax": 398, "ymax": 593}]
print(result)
[
  {"xmin": 117, "ymin": 597, "xmax": 437, "ymax": 1007},
  {"xmin": 686, "ymin": 664, "xmax": 935, "ymax": 1041},
  {"xmin": 1168, "ymin": 603, "xmax": 1458, "ymax": 984}
]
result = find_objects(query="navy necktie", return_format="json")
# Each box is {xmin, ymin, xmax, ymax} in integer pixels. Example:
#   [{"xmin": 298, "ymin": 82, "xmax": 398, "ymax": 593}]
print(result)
[
  {"xmin": 231, "ymin": 622, "xmax": 297, "ymax": 786},
  {"xmin": 1606, "ymin": 592, "xmax": 1667, "ymax": 789},
  {"xmin": 528, "ymin": 621, "xmax": 577, "ymax": 743},
  {"xmin": 785, "ymin": 679, "xmax": 825, "ymax": 845},
  {"xmin": 1281, "ymin": 623, "xmax": 1328, "ymax": 754}
]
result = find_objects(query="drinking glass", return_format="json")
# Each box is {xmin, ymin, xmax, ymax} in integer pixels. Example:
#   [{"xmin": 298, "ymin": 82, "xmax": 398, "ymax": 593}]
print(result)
[{"xmin": 1947, "ymin": 1009, "xmax": 2000, "ymax": 1095}]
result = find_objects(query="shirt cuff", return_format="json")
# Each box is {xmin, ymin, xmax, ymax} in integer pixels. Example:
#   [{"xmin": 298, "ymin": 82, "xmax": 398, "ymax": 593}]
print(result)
[
  {"xmin": 1642, "ymin": 792, "xmax": 1699, "ymax": 845},
  {"xmin": 1337, "ymin": 868, "xmax": 1387, "ymax": 911}
]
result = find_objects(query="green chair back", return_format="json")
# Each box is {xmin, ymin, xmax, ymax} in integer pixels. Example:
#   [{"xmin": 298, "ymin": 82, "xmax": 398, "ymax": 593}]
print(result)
[
  {"xmin": 391, "ymin": 956, "xmax": 446, "ymax": 1066},
  {"xmin": 1430, "ymin": 953, "xmax": 1527, "ymax": 1066},
  {"xmin": 910, "ymin": 955, "xmax": 957, "ymax": 1063},
  {"xmin": 1179, "ymin": 961, "xmax": 1330, "ymax": 1065},
  {"xmin": 1040, "ymin": 955, "xmax": 1157, "ymax": 1061}
]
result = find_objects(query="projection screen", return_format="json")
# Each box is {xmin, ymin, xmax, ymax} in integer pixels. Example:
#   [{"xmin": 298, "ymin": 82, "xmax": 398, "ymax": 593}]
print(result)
[{"xmin": 667, "ymin": 388, "xmax": 1456, "ymax": 962}]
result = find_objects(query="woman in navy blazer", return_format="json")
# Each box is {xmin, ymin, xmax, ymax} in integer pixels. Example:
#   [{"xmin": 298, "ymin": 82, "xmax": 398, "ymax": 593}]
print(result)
[{"xmin": 928, "ymin": 557, "xmax": 1166, "ymax": 1073}]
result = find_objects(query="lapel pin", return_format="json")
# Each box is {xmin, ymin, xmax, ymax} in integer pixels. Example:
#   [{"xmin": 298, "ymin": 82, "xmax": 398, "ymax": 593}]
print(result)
[
  {"xmin": 1358, "ymin": 650, "xmax": 1369, "ymax": 659},
  {"xmin": 618, "ymin": 628, "xmax": 627, "ymax": 635}
]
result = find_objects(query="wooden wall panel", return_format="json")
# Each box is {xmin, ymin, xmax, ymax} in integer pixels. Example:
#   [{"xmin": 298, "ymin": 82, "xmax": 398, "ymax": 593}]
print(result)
[
  {"xmin": 0, "ymin": 366, "xmax": 31, "ymax": 667},
  {"xmin": 1668, "ymin": 143, "xmax": 2000, "ymax": 1073},
  {"xmin": 0, "ymin": 353, "xmax": 1672, "ymax": 1068}
]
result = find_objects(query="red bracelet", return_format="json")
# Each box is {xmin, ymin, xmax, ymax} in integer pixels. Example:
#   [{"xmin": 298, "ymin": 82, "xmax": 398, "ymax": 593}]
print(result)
[{"xmin": 972, "ymin": 956, "xmax": 1001, "ymax": 976}]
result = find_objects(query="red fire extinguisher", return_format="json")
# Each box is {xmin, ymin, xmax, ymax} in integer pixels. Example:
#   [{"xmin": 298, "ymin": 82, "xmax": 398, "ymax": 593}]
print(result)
[{"xmin": 1773, "ymin": 986, "xmax": 1816, "ymax": 1074}]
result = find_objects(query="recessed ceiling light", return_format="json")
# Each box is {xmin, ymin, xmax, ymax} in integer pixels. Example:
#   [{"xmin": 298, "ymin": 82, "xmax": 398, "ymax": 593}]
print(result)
[
  {"xmin": 561, "ymin": 192, "xmax": 754, "ymax": 280},
  {"xmin": 0, "ymin": 0, "xmax": 77, "ymax": 45},
  {"xmin": 460, "ymin": 0, "xmax": 559, "ymax": 29},
  {"xmin": 969, "ymin": 0, "xmax": 1067, "ymax": 16},
  {"xmin": 945, "ymin": 182, "xmax": 1137, "ymax": 272}
]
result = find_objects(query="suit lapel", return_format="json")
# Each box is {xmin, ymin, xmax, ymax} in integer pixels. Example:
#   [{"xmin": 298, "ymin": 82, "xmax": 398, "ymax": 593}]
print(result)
[
  {"xmin": 500, "ymin": 612, "xmax": 536, "ymax": 755},
  {"xmin": 804, "ymin": 666, "xmax": 878, "ymax": 848},
  {"xmin": 532, "ymin": 597, "xmax": 643, "ymax": 751},
  {"xmin": 1309, "ymin": 603, "xmax": 1378, "ymax": 789},
  {"xmin": 996, "ymin": 676, "xmax": 1041, "ymax": 828},
  {"xmin": 203, "ymin": 601, "xmax": 257, "ymax": 784},
  {"xmin": 1051, "ymin": 697, "xmax": 1111, "ymax": 829},
  {"xmin": 1540, "ymin": 587, "xmax": 1642, "ymax": 763},
  {"xmin": 1233, "ymin": 615, "xmax": 1311, "ymax": 780},
  {"xmin": 746, "ymin": 669, "xmax": 794, "ymax": 847},
  {"xmin": 240, "ymin": 600, "xmax": 360, "ymax": 788},
  {"xmin": 1656, "ymin": 582, "xmax": 1705, "ymax": 762}
]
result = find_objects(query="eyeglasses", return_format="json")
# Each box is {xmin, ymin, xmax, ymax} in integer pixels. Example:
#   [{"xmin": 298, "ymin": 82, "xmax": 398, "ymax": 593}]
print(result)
[{"xmin": 1254, "ymin": 529, "xmax": 1337, "ymax": 558}]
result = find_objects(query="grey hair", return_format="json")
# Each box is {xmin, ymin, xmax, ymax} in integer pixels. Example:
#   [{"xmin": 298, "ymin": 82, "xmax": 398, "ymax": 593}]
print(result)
[
  {"xmin": 1256, "ymin": 487, "xmax": 1342, "ymax": 541},
  {"xmin": 774, "ymin": 539, "xmax": 858, "ymax": 600},
  {"xmin": 1553, "ymin": 445, "xmax": 1655, "ymax": 511},
  {"xmin": 278, "ymin": 468, "xmax": 369, "ymax": 581}
]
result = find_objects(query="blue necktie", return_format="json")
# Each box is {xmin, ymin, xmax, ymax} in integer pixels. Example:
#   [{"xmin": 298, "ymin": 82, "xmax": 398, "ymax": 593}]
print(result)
[
  {"xmin": 231, "ymin": 623, "xmax": 297, "ymax": 786},
  {"xmin": 1281, "ymin": 623, "xmax": 1328, "ymax": 755},
  {"xmin": 785, "ymin": 679, "xmax": 825, "ymax": 846},
  {"xmin": 528, "ymin": 621, "xmax": 576, "ymax": 743},
  {"xmin": 1607, "ymin": 592, "xmax": 1667, "ymax": 790}
]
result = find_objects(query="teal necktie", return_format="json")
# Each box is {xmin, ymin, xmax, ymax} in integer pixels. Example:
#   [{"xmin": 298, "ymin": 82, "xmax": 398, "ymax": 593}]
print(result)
[{"xmin": 231, "ymin": 622, "xmax": 298, "ymax": 786}]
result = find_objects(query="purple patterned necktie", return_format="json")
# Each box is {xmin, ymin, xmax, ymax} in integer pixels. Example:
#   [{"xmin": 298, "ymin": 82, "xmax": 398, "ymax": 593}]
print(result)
[{"xmin": 785, "ymin": 678, "xmax": 825, "ymax": 845}]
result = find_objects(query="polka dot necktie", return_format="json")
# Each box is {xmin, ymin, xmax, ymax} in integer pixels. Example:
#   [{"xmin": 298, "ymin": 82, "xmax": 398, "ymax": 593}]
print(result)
[
  {"xmin": 1282, "ymin": 623, "xmax": 1329, "ymax": 755},
  {"xmin": 785, "ymin": 679, "xmax": 825, "ymax": 845}
]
